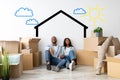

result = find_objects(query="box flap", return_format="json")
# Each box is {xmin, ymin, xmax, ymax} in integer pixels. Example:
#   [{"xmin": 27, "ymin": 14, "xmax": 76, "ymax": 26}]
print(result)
[{"xmin": 107, "ymin": 57, "xmax": 120, "ymax": 63}]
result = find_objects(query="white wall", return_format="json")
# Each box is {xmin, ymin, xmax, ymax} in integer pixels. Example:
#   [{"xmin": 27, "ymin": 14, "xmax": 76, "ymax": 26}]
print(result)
[{"xmin": 0, "ymin": 0, "xmax": 120, "ymax": 63}]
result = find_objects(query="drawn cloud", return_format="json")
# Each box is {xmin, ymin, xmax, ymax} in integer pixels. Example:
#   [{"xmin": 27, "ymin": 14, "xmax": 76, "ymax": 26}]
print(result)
[
  {"xmin": 15, "ymin": 7, "xmax": 33, "ymax": 17},
  {"xmin": 26, "ymin": 18, "xmax": 39, "ymax": 25},
  {"xmin": 73, "ymin": 8, "xmax": 86, "ymax": 15}
]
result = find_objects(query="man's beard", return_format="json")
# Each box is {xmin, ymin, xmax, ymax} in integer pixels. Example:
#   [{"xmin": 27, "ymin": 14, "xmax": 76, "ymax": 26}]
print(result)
[{"xmin": 52, "ymin": 41, "xmax": 56, "ymax": 44}]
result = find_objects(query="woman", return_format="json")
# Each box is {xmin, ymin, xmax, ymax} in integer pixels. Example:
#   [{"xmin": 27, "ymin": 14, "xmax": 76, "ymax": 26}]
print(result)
[{"xmin": 60, "ymin": 38, "xmax": 76, "ymax": 71}]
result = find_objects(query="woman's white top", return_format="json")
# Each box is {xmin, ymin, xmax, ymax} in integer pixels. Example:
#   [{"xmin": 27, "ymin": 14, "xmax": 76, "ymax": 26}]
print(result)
[{"xmin": 62, "ymin": 46, "xmax": 74, "ymax": 56}]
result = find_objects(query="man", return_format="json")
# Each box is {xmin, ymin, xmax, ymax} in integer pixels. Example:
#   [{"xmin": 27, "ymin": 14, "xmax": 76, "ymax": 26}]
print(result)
[{"xmin": 45, "ymin": 36, "xmax": 66, "ymax": 72}]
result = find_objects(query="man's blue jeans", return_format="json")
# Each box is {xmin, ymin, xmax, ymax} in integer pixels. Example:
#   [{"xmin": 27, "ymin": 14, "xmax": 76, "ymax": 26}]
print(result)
[
  {"xmin": 64, "ymin": 50, "xmax": 76, "ymax": 68},
  {"xmin": 45, "ymin": 50, "xmax": 66, "ymax": 68}
]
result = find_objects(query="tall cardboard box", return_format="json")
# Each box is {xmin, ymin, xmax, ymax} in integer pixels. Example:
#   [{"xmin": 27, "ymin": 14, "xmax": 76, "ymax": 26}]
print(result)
[
  {"xmin": 23, "ymin": 53, "xmax": 33, "ymax": 70},
  {"xmin": 76, "ymin": 50, "xmax": 98, "ymax": 66},
  {"xmin": 94, "ymin": 58, "xmax": 107, "ymax": 73},
  {"xmin": 84, "ymin": 37, "xmax": 106, "ymax": 51},
  {"xmin": 107, "ymin": 57, "xmax": 120, "ymax": 78}
]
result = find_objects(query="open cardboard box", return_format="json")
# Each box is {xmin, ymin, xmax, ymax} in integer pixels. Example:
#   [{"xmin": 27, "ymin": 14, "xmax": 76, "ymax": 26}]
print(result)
[
  {"xmin": 0, "ymin": 41, "xmax": 20, "ymax": 54},
  {"xmin": 20, "ymin": 37, "xmax": 40, "ymax": 52},
  {"xmin": 107, "ymin": 57, "xmax": 120, "ymax": 78}
]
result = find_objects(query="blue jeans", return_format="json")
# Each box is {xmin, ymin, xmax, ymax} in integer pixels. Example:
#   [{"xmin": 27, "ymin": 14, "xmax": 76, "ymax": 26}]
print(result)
[
  {"xmin": 64, "ymin": 50, "xmax": 76, "ymax": 68},
  {"xmin": 45, "ymin": 50, "xmax": 66, "ymax": 68}
]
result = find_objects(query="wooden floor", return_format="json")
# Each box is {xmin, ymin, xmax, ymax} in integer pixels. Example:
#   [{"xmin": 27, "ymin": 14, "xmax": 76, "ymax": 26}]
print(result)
[{"xmin": 6, "ymin": 65, "xmax": 120, "ymax": 80}]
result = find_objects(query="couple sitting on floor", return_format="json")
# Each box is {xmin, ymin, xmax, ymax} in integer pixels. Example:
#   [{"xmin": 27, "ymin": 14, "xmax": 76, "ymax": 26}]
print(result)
[{"xmin": 45, "ymin": 36, "xmax": 76, "ymax": 72}]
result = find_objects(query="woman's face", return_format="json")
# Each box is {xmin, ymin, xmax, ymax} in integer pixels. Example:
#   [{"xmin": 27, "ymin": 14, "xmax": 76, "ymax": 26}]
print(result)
[{"xmin": 65, "ymin": 39, "xmax": 70, "ymax": 45}]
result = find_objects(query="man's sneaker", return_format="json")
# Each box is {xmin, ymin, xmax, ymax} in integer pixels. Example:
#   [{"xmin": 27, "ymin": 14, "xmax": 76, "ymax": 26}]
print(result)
[
  {"xmin": 69, "ymin": 61, "xmax": 75, "ymax": 71},
  {"xmin": 46, "ymin": 64, "xmax": 51, "ymax": 70},
  {"xmin": 52, "ymin": 67, "xmax": 60, "ymax": 72}
]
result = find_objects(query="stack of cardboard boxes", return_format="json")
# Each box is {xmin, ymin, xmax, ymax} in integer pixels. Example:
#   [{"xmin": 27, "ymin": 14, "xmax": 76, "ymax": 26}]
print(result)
[
  {"xmin": 20, "ymin": 37, "xmax": 42, "ymax": 70},
  {"xmin": 76, "ymin": 31, "xmax": 106, "ymax": 66}
]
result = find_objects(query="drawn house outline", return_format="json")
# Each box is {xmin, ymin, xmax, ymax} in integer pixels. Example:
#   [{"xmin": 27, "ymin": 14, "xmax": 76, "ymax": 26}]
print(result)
[{"xmin": 34, "ymin": 10, "xmax": 88, "ymax": 38}]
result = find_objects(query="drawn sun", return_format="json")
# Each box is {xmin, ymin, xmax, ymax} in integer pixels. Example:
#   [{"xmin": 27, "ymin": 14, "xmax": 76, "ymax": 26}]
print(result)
[{"xmin": 83, "ymin": 5, "xmax": 104, "ymax": 27}]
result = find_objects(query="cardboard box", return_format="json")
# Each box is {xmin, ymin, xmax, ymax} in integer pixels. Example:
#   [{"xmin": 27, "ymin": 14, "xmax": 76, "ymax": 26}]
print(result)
[
  {"xmin": 91, "ymin": 31, "xmax": 103, "ymax": 37},
  {"xmin": 76, "ymin": 50, "xmax": 98, "ymax": 66},
  {"xmin": 20, "ymin": 37, "xmax": 40, "ymax": 52},
  {"xmin": 94, "ymin": 58, "xmax": 107, "ymax": 73},
  {"xmin": 33, "ymin": 51, "xmax": 42, "ymax": 67},
  {"xmin": 107, "ymin": 57, "xmax": 120, "ymax": 78},
  {"xmin": 0, "ymin": 41, "xmax": 20, "ymax": 54},
  {"xmin": 84, "ymin": 37, "xmax": 106, "ymax": 51},
  {"xmin": 21, "ymin": 49, "xmax": 32, "ymax": 54},
  {"xmin": 23, "ymin": 53, "xmax": 33, "ymax": 70}
]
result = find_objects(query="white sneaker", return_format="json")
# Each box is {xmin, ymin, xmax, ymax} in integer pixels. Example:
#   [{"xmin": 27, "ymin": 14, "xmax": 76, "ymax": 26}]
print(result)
[{"xmin": 69, "ymin": 61, "xmax": 75, "ymax": 71}]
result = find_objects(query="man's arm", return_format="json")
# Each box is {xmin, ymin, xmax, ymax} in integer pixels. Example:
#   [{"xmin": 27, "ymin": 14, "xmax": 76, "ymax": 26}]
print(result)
[{"xmin": 49, "ymin": 48, "xmax": 54, "ymax": 56}]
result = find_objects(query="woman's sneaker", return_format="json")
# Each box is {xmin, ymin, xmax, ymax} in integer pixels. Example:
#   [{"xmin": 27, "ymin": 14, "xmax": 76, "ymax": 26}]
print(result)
[
  {"xmin": 69, "ymin": 61, "xmax": 75, "ymax": 71},
  {"xmin": 46, "ymin": 64, "xmax": 51, "ymax": 70}
]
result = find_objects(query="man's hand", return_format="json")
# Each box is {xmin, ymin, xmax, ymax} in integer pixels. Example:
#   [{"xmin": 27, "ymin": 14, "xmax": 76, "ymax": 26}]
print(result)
[
  {"xmin": 49, "ymin": 48, "xmax": 54, "ymax": 56},
  {"xmin": 60, "ymin": 54, "xmax": 64, "ymax": 59}
]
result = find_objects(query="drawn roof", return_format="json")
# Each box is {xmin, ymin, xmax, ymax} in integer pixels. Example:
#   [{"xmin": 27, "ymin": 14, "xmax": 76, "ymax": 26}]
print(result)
[{"xmin": 34, "ymin": 10, "xmax": 88, "ymax": 37}]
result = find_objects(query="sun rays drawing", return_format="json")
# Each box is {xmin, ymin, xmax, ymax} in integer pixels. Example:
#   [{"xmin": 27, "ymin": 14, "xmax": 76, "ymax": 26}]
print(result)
[{"xmin": 82, "ymin": 5, "xmax": 105, "ymax": 27}]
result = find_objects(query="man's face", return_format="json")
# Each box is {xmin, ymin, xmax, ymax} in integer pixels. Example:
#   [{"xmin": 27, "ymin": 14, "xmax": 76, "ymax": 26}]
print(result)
[{"xmin": 51, "ymin": 36, "xmax": 57, "ymax": 44}]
